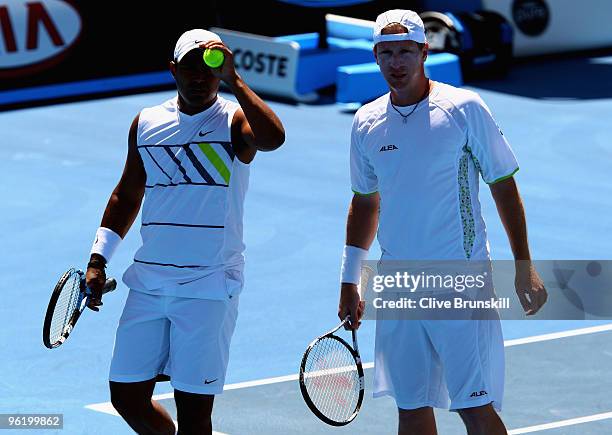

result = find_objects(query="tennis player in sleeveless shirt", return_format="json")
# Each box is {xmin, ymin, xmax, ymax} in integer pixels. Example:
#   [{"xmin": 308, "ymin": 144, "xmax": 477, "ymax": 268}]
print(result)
[{"xmin": 85, "ymin": 30, "xmax": 285, "ymax": 434}]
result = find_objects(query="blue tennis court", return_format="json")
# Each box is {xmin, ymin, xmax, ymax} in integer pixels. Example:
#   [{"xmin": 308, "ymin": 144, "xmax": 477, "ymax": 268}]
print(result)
[{"xmin": 1, "ymin": 51, "xmax": 612, "ymax": 434}]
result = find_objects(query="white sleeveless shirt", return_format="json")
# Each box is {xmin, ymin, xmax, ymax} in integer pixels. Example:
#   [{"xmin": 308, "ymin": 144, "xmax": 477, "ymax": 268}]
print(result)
[{"xmin": 122, "ymin": 96, "xmax": 249, "ymax": 297}]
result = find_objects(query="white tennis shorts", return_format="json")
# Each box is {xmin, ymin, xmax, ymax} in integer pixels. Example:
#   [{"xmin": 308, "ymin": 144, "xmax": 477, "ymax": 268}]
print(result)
[
  {"xmin": 108, "ymin": 278, "xmax": 239, "ymax": 394},
  {"xmin": 373, "ymin": 318, "xmax": 504, "ymax": 412}
]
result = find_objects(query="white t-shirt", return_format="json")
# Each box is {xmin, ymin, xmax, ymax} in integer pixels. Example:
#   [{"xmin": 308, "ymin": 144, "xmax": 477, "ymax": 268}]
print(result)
[
  {"xmin": 350, "ymin": 81, "xmax": 518, "ymax": 261},
  {"xmin": 122, "ymin": 96, "xmax": 249, "ymax": 299}
]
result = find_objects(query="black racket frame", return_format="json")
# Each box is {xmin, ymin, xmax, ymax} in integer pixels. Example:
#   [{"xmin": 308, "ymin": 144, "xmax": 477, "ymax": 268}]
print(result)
[
  {"xmin": 43, "ymin": 268, "xmax": 116, "ymax": 349},
  {"xmin": 298, "ymin": 317, "xmax": 365, "ymax": 426}
]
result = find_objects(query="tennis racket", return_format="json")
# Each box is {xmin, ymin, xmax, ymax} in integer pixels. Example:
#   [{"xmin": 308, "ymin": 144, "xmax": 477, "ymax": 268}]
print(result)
[
  {"xmin": 299, "ymin": 316, "xmax": 364, "ymax": 426},
  {"xmin": 42, "ymin": 268, "xmax": 117, "ymax": 349}
]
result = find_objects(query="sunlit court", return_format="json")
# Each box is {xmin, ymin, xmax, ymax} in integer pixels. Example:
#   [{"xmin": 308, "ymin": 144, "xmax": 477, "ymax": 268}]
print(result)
[{"xmin": 2, "ymin": 1, "xmax": 612, "ymax": 434}]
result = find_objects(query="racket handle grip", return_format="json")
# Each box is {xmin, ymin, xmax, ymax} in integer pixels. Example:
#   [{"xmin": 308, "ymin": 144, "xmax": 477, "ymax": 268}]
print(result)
[{"xmin": 102, "ymin": 278, "xmax": 117, "ymax": 294}]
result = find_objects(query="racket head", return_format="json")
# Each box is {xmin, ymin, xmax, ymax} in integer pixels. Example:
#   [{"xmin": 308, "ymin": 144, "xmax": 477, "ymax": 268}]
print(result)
[
  {"xmin": 299, "ymin": 333, "xmax": 365, "ymax": 426},
  {"xmin": 42, "ymin": 268, "xmax": 87, "ymax": 349}
]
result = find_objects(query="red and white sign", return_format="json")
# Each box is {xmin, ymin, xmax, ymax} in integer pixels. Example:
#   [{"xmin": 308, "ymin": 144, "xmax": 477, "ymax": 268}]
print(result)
[{"xmin": 0, "ymin": 0, "xmax": 81, "ymax": 75}]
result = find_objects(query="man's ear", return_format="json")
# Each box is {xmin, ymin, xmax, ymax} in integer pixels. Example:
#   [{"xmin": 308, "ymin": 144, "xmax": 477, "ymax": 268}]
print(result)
[
  {"xmin": 422, "ymin": 42, "xmax": 429, "ymax": 63},
  {"xmin": 373, "ymin": 47, "xmax": 379, "ymax": 65},
  {"xmin": 169, "ymin": 60, "xmax": 177, "ymax": 78}
]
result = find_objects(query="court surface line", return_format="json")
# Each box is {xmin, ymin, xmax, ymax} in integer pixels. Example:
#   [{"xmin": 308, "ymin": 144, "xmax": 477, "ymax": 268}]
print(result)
[
  {"xmin": 508, "ymin": 411, "xmax": 612, "ymax": 434},
  {"xmin": 85, "ymin": 323, "xmax": 612, "ymax": 433}
]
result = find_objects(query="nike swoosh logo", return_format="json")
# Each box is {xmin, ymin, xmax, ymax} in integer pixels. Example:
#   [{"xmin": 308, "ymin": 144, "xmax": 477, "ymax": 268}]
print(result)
[
  {"xmin": 178, "ymin": 275, "xmax": 208, "ymax": 286},
  {"xmin": 199, "ymin": 130, "xmax": 214, "ymax": 137},
  {"xmin": 204, "ymin": 378, "xmax": 218, "ymax": 385}
]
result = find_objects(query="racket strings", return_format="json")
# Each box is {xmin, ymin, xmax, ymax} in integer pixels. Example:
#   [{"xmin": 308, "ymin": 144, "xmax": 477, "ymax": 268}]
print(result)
[
  {"xmin": 303, "ymin": 336, "xmax": 360, "ymax": 422},
  {"xmin": 49, "ymin": 272, "xmax": 82, "ymax": 344}
]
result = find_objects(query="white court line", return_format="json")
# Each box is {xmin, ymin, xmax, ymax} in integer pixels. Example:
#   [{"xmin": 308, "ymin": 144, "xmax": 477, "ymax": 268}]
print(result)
[
  {"xmin": 503, "ymin": 323, "xmax": 612, "ymax": 347},
  {"xmin": 85, "ymin": 323, "xmax": 612, "ymax": 433},
  {"xmin": 87, "ymin": 366, "xmax": 378, "ymax": 407},
  {"xmin": 508, "ymin": 411, "xmax": 612, "ymax": 434}
]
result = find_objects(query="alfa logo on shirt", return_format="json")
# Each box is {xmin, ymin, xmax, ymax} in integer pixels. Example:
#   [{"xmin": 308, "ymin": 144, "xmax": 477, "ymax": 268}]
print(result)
[{"xmin": 379, "ymin": 144, "xmax": 399, "ymax": 152}]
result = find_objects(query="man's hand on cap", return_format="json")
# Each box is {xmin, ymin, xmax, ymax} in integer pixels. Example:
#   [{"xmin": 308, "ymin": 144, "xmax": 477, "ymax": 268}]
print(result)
[{"xmin": 201, "ymin": 41, "xmax": 239, "ymax": 86}]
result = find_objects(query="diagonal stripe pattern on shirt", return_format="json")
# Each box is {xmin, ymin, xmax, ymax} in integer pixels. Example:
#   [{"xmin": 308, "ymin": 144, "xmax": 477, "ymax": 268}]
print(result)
[
  {"xmin": 183, "ymin": 145, "xmax": 217, "ymax": 185},
  {"xmin": 144, "ymin": 147, "xmax": 173, "ymax": 181},
  {"xmin": 220, "ymin": 142, "xmax": 235, "ymax": 161},
  {"xmin": 163, "ymin": 146, "xmax": 192, "ymax": 183},
  {"xmin": 198, "ymin": 142, "xmax": 231, "ymax": 184}
]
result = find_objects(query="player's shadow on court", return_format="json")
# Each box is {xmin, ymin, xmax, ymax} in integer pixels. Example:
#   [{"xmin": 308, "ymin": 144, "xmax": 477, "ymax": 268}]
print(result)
[{"xmin": 470, "ymin": 48, "xmax": 612, "ymax": 100}]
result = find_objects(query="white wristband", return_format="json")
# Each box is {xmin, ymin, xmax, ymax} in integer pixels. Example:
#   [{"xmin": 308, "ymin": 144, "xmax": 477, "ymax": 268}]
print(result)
[
  {"xmin": 90, "ymin": 227, "xmax": 122, "ymax": 263},
  {"xmin": 340, "ymin": 245, "xmax": 369, "ymax": 285}
]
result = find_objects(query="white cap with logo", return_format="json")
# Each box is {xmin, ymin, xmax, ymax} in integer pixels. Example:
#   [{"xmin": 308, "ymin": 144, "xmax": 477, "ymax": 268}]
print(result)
[
  {"xmin": 373, "ymin": 9, "xmax": 427, "ymax": 44},
  {"xmin": 174, "ymin": 29, "xmax": 222, "ymax": 62}
]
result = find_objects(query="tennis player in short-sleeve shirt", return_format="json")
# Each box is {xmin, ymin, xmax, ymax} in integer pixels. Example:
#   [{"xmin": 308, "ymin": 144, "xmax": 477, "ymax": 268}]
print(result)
[{"xmin": 338, "ymin": 10, "xmax": 548, "ymax": 435}]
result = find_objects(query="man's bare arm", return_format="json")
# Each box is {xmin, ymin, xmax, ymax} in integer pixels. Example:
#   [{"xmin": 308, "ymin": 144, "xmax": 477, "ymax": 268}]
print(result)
[
  {"xmin": 85, "ymin": 114, "xmax": 145, "ymax": 309},
  {"xmin": 339, "ymin": 193, "xmax": 380, "ymax": 329},
  {"xmin": 230, "ymin": 82, "xmax": 286, "ymax": 152},
  {"xmin": 346, "ymin": 193, "xmax": 380, "ymax": 250},
  {"xmin": 490, "ymin": 177, "xmax": 547, "ymax": 315},
  {"xmin": 201, "ymin": 40, "xmax": 285, "ymax": 164},
  {"xmin": 489, "ymin": 177, "xmax": 530, "ymax": 260},
  {"xmin": 98, "ymin": 114, "xmax": 146, "ymax": 239}
]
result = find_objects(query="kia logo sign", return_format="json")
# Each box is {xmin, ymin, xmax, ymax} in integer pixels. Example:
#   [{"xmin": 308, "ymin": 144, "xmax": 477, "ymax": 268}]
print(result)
[{"xmin": 0, "ymin": 0, "xmax": 81, "ymax": 75}]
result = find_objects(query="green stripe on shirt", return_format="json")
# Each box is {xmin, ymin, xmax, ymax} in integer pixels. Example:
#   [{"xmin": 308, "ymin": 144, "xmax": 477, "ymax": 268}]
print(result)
[
  {"xmin": 352, "ymin": 189, "xmax": 378, "ymax": 196},
  {"xmin": 488, "ymin": 167, "xmax": 519, "ymax": 184},
  {"xmin": 198, "ymin": 142, "xmax": 231, "ymax": 184}
]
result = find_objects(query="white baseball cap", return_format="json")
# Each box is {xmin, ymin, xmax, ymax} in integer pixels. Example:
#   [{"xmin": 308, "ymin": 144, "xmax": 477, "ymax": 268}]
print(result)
[
  {"xmin": 373, "ymin": 9, "xmax": 427, "ymax": 44},
  {"xmin": 174, "ymin": 29, "xmax": 222, "ymax": 63}
]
